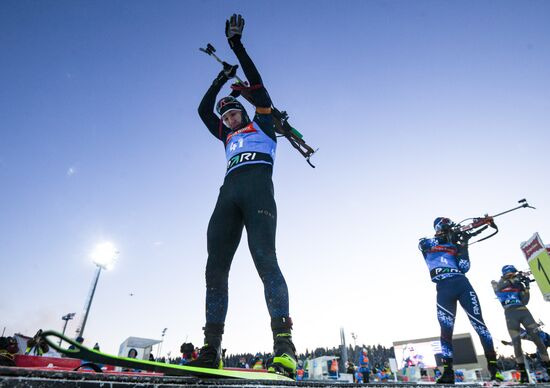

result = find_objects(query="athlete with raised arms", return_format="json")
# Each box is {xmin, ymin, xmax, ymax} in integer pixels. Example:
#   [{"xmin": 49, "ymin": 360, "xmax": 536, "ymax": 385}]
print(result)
[{"xmin": 189, "ymin": 14, "xmax": 296, "ymax": 378}]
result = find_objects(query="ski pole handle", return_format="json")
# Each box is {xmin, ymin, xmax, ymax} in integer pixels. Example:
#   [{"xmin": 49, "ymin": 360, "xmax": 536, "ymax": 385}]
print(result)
[
  {"xmin": 200, "ymin": 43, "xmax": 246, "ymax": 84},
  {"xmin": 199, "ymin": 43, "xmax": 224, "ymax": 64}
]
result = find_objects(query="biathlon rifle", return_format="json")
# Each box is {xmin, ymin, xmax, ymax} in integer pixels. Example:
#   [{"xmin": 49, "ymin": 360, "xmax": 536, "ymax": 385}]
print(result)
[
  {"xmin": 199, "ymin": 43, "xmax": 318, "ymax": 168},
  {"xmin": 515, "ymin": 270, "xmax": 536, "ymax": 287},
  {"xmin": 448, "ymin": 198, "xmax": 535, "ymax": 246}
]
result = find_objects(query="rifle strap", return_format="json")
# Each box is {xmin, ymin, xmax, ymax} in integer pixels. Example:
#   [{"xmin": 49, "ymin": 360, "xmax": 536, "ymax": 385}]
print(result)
[
  {"xmin": 469, "ymin": 225, "xmax": 488, "ymax": 237},
  {"xmin": 471, "ymin": 224, "xmax": 499, "ymax": 244},
  {"xmin": 231, "ymin": 83, "xmax": 262, "ymax": 92}
]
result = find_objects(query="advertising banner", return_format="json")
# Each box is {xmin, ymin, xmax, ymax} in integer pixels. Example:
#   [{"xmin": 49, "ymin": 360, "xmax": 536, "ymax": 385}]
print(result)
[{"xmin": 520, "ymin": 233, "xmax": 550, "ymax": 301}]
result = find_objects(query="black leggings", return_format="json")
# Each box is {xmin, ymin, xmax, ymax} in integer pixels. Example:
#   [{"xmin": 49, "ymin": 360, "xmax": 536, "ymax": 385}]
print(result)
[{"xmin": 204, "ymin": 165, "xmax": 289, "ymax": 324}]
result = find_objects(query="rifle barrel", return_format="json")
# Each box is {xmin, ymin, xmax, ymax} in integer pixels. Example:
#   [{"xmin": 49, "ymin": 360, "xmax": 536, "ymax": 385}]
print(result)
[{"xmin": 492, "ymin": 202, "xmax": 533, "ymax": 218}]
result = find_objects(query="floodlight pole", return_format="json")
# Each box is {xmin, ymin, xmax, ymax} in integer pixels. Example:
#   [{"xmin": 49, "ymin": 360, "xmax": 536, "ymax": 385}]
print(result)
[
  {"xmin": 75, "ymin": 265, "xmax": 103, "ymax": 340},
  {"xmin": 60, "ymin": 313, "xmax": 76, "ymax": 346},
  {"xmin": 74, "ymin": 242, "xmax": 118, "ymax": 341},
  {"xmin": 157, "ymin": 328, "xmax": 167, "ymax": 359}
]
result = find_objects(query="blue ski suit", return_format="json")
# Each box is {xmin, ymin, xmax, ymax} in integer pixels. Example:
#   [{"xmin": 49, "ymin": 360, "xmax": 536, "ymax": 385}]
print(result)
[{"xmin": 419, "ymin": 236, "xmax": 495, "ymax": 359}]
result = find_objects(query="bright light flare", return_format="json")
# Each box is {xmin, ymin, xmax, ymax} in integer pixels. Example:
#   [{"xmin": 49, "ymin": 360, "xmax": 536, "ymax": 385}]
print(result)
[{"xmin": 90, "ymin": 241, "xmax": 118, "ymax": 269}]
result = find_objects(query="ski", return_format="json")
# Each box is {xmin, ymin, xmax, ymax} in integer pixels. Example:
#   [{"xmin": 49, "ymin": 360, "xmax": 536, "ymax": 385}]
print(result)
[{"xmin": 39, "ymin": 330, "xmax": 294, "ymax": 381}]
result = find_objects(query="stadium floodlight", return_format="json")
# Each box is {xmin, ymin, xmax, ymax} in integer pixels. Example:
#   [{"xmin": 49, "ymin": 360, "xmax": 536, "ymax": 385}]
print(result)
[
  {"xmin": 90, "ymin": 241, "xmax": 118, "ymax": 269},
  {"xmin": 59, "ymin": 313, "xmax": 76, "ymax": 346},
  {"xmin": 75, "ymin": 242, "xmax": 119, "ymax": 339}
]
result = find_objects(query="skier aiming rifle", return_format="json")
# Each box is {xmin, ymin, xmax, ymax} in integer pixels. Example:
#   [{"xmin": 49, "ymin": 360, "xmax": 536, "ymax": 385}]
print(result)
[
  {"xmin": 419, "ymin": 217, "xmax": 502, "ymax": 384},
  {"xmin": 190, "ymin": 14, "xmax": 296, "ymax": 378},
  {"xmin": 492, "ymin": 266, "xmax": 550, "ymax": 383},
  {"xmin": 418, "ymin": 199, "xmax": 534, "ymax": 384}
]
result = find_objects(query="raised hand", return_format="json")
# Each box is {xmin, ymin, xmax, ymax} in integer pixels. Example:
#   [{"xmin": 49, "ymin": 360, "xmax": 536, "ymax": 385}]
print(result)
[{"xmin": 225, "ymin": 14, "xmax": 245, "ymax": 48}]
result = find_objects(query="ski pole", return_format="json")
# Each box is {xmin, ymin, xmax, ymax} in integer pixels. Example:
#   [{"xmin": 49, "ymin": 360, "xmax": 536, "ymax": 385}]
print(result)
[{"xmin": 199, "ymin": 43, "xmax": 246, "ymax": 85}]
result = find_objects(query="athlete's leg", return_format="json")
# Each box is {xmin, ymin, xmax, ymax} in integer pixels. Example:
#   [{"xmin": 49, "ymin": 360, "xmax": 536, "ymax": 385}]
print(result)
[
  {"xmin": 457, "ymin": 279, "xmax": 495, "ymax": 355},
  {"xmin": 521, "ymin": 309, "xmax": 550, "ymax": 363},
  {"xmin": 190, "ymin": 184, "xmax": 244, "ymax": 369},
  {"xmin": 505, "ymin": 308, "xmax": 524, "ymax": 363},
  {"xmin": 457, "ymin": 278, "xmax": 501, "ymax": 380},
  {"xmin": 435, "ymin": 280, "xmax": 458, "ymax": 383},
  {"xmin": 436, "ymin": 280, "xmax": 458, "ymax": 359},
  {"xmin": 205, "ymin": 186, "xmax": 244, "ymax": 324},
  {"xmin": 241, "ymin": 169, "xmax": 295, "ymax": 376},
  {"xmin": 242, "ymin": 176, "xmax": 289, "ymax": 318}
]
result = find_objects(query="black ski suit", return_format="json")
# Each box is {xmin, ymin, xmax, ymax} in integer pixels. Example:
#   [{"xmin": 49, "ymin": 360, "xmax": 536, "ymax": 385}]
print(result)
[{"xmin": 197, "ymin": 40, "xmax": 289, "ymax": 325}]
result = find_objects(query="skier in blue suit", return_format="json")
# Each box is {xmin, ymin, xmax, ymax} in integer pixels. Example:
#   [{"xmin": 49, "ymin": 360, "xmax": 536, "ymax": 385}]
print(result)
[
  {"xmin": 493, "ymin": 265, "xmax": 550, "ymax": 382},
  {"xmin": 419, "ymin": 217, "xmax": 501, "ymax": 384}
]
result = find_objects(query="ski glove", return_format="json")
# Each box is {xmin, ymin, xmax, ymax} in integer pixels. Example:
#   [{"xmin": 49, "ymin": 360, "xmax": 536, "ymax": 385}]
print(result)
[
  {"xmin": 226, "ymin": 14, "xmax": 244, "ymax": 48},
  {"xmin": 223, "ymin": 62, "xmax": 238, "ymax": 79},
  {"xmin": 213, "ymin": 63, "xmax": 238, "ymax": 86}
]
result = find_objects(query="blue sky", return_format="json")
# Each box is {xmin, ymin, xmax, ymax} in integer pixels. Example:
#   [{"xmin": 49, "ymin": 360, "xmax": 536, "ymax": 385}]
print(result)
[{"xmin": 1, "ymin": 0, "xmax": 549, "ymax": 359}]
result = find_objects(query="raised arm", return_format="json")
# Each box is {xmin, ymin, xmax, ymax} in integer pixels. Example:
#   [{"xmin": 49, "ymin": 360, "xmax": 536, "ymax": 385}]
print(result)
[
  {"xmin": 198, "ymin": 65, "xmax": 238, "ymax": 140},
  {"xmin": 226, "ymin": 14, "xmax": 272, "ymax": 109}
]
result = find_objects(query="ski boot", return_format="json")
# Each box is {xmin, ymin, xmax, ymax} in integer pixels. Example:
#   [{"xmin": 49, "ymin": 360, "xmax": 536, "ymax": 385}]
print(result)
[
  {"xmin": 436, "ymin": 358, "xmax": 455, "ymax": 384},
  {"xmin": 486, "ymin": 353, "xmax": 503, "ymax": 384},
  {"xmin": 187, "ymin": 323, "xmax": 224, "ymax": 369},
  {"xmin": 517, "ymin": 363, "xmax": 529, "ymax": 384},
  {"xmin": 267, "ymin": 317, "xmax": 297, "ymax": 379}
]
